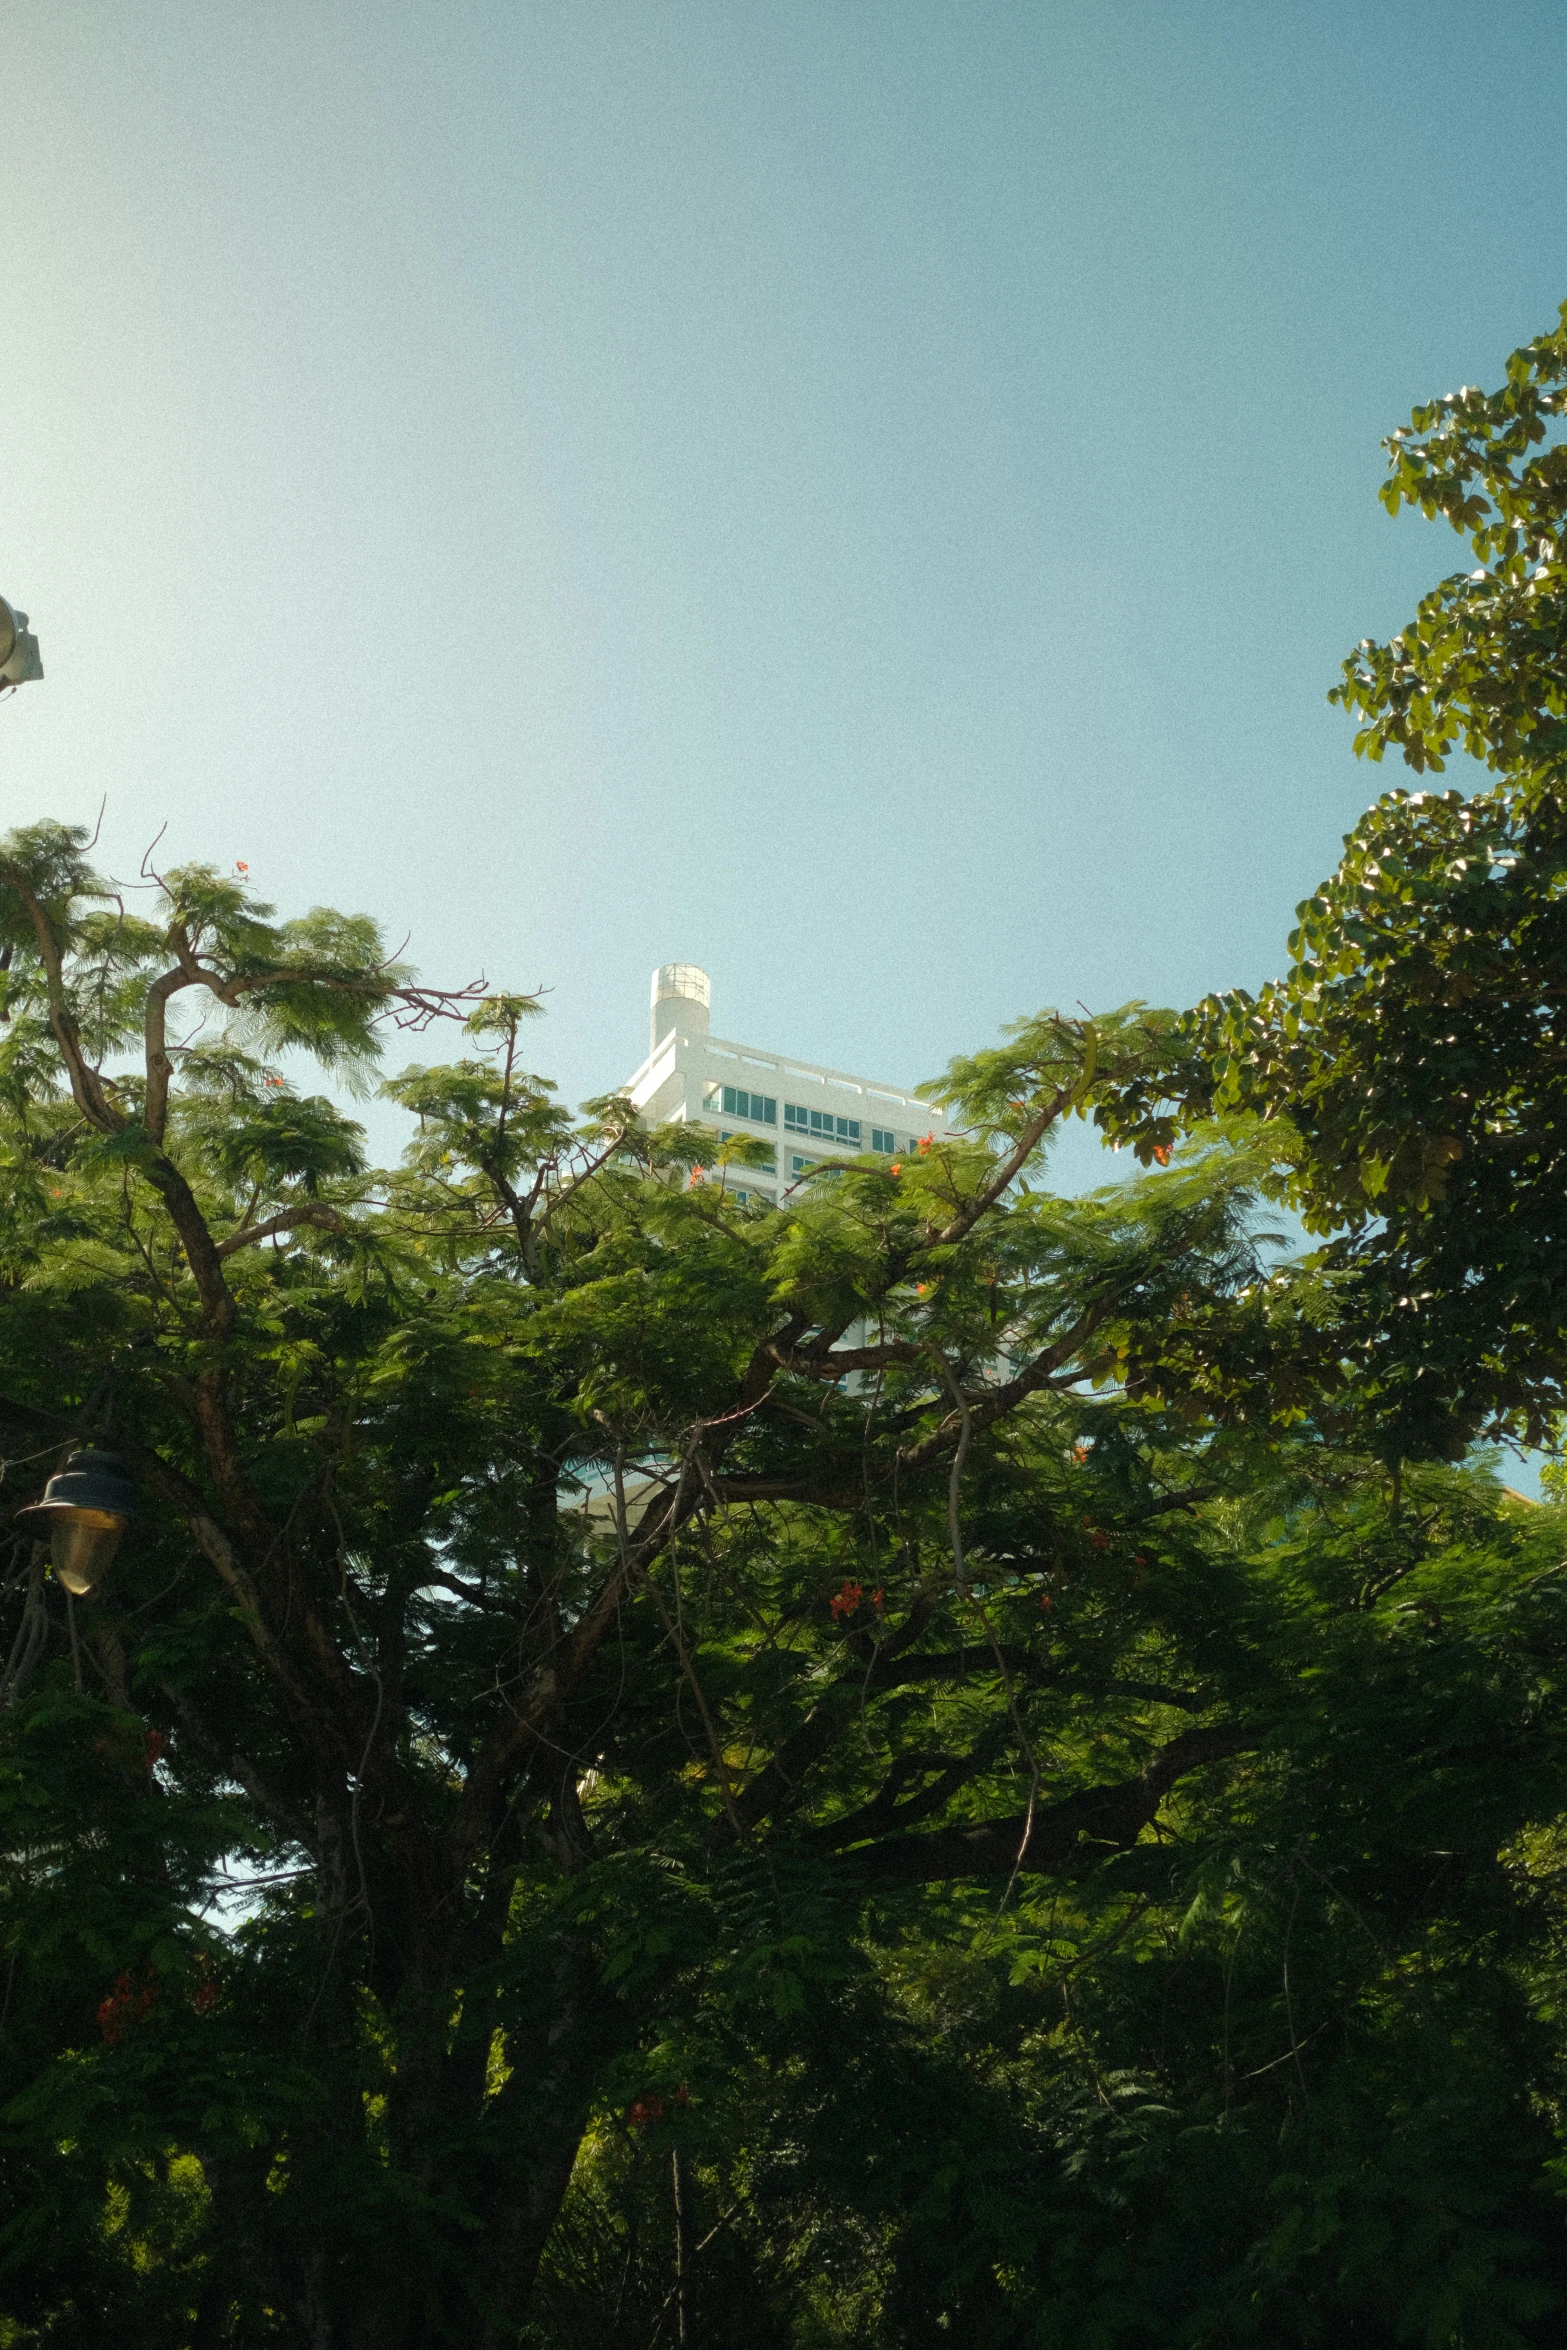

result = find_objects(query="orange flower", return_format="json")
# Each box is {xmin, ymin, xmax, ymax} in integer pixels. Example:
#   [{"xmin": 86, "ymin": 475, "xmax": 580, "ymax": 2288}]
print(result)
[
  {"xmin": 97, "ymin": 1967, "xmax": 157, "ymax": 2045},
  {"xmin": 870, "ymin": 1588, "xmax": 884, "ymax": 1612},
  {"xmin": 918, "ymin": 1132, "xmax": 934, "ymax": 1153},
  {"xmin": 628, "ymin": 2094, "xmax": 666, "ymax": 2129},
  {"xmin": 234, "ymin": 860, "xmax": 249, "ymax": 874},
  {"xmin": 889, "ymin": 1163, "xmax": 902, "ymax": 1176},
  {"xmin": 1040, "ymin": 1592, "xmax": 1054, "ymax": 1611},
  {"xmin": 1152, "ymin": 1144, "xmax": 1172, "ymax": 1166},
  {"xmin": 1072, "ymin": 1444, "xmax": 1088, "ymax": 1463},
  {"xmin": 829, "ymin": 1580, "xmax": 864, "ymax": 1620}
]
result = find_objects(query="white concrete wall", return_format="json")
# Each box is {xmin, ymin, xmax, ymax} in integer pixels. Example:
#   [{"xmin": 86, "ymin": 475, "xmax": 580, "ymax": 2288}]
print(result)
[{"xmin": 622, "ymin": 968, "xmax": 949, "ymax": 1206}]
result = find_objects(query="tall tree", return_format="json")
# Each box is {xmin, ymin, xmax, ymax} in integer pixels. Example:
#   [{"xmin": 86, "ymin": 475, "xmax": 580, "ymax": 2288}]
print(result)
[
  {"xmin": 0, "ymin": 823, "xmax": 1266, "ymax": 2344},
  {"xmin": 1101, "ymin": 302, "xmax": 1567, "ymax": 1460}
]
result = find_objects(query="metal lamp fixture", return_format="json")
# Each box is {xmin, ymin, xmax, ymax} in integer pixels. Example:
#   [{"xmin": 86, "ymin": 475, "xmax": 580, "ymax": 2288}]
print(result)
[
  {"xmin": 0, "ymin": 594, "xmax": 42, "ymax": 687},
  {"xmin": 17, "ymin": 1449, "xmax": 138, "ymax": 1596}
]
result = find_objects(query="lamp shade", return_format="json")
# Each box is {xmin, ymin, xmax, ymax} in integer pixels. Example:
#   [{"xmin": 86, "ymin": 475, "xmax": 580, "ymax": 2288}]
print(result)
[
  {"xmin": 0, "ymin": 595, "xmax": 41, "ymax": 685},
  {"xmin": 17, "ymin": 1448, "xmax": 138, "ymax": 1596}
]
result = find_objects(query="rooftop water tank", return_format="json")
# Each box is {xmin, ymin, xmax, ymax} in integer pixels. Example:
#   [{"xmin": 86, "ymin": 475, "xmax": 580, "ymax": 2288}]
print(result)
[{"xmin": 651, "ymin": 964, "xmax": 711, "ymax": 1052}]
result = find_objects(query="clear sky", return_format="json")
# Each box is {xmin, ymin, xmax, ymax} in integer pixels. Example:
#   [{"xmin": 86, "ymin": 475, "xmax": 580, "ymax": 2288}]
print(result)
[{"xmin": 4, "ymin": 1, "xmax": 1567, "ymax": 1183}]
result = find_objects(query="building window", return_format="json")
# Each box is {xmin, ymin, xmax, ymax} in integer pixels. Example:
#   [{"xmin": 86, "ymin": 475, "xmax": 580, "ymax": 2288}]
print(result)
[
  {"xmin": 871, "ymin": 1127, "xmax": 896, "ymax": 1155},
  {"xmin": 784, "ymin": 1104, "xmax": 862, "ymax": 1145},
  {"xmin": 709, "ymin": 1084, "xmax": 776, "ymax": 1126},
  {"xmin": 790, "ymin": 1153, "xmax": 815, "ymax": 1176}
]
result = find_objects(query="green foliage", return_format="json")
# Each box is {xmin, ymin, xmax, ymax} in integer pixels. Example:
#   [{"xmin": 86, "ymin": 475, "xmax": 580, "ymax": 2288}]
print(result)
[
  {"xmin": 1096, "ymin": 304, "xmax": 1567, "ymax": 1459},
  {"xmin": 1328, "ymin": 298, "xmax": 1567, "ymax": 785},
  {"xmin": 11, "ymin": 297, "xmax": 1567, "ymax": 2344}
]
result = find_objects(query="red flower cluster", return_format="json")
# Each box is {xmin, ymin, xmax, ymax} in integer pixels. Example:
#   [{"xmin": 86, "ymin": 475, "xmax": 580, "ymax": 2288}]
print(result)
[
  {"xmin": 97, "ymin": 1969, "xmax": 157, "ymax": 2046},
  {"xmin": 628, "ymin": 2083, "xmax": 689, "ymax": 2129},
  {"xmin": 829, "ymin": 1582, "xmax": 883, "ymax": 1621},
  {"xmin": 1152, "ymin": 1144, "xmax": 1172, "ymax": 1166},
  {"xmin": 917, "ymin": 1132, "xmax": 934, "ymax": 1153}
]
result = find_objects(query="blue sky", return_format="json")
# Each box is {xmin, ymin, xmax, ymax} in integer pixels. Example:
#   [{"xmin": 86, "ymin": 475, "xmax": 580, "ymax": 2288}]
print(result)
[{"xmin": 4, "ymin": 1, "xmax": 1567, "ymax": 1189}]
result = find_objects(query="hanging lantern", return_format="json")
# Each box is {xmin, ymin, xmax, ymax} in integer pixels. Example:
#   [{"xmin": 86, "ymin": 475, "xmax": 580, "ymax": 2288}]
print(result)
[
  {"xmin": 17, "ymin": 1449, "xmax": 138, "ymax": 1596},
  {"xmin": 0, "ymin": 593, "xmax": 42, "ymax": 686}
]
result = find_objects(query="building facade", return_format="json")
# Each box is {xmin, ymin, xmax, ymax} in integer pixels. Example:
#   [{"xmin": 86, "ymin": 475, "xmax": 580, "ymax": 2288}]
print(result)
[{"xmin": 622, "ymin": 964, "xmax": 951, "ymax": 1208}]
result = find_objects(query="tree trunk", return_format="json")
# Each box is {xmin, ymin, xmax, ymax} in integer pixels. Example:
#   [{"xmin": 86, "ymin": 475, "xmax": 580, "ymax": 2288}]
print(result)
[
  {"xmin": 672, "ymin": 2148, "xmax": 690, "ymax": 2346},
  {"xmin": 474, "ymin": 1932, "xmax": 627, "ymax": 2346}
]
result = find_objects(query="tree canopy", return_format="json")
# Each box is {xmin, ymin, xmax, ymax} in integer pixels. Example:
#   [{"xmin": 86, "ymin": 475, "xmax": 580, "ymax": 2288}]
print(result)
[
  {"xmin": 1101, "ymin": 302, "xmax": 1567, "ymax": 1463},
  {"xmin": 9, "ymin": 305, "xmax": 1567, "ymax": 2350}
]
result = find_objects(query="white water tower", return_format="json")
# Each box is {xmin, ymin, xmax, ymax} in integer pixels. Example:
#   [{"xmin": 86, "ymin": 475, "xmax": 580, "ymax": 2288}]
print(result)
[{"xmin": 650, "ymin": 964, "xmax": 710, "ymax": 1054}]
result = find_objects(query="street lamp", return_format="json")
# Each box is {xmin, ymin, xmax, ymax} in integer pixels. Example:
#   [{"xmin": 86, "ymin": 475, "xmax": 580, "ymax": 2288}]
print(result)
[
  {"xmin": 0, "ymin": 595, "xmax": 42, "ymax": 687},
  {"xmin": 17, "ymin": 1449, "xmax": 138, "ymax": 1595}
]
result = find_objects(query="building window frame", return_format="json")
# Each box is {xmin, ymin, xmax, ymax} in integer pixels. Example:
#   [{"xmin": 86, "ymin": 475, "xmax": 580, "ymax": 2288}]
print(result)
[
  {"xmin": 710, "ymin": 1084, "xmax": 777, "ymax": 1126},
  {"xmin": 784, "ymin": 1103, "xmax": 862, "ymax": 1146}
]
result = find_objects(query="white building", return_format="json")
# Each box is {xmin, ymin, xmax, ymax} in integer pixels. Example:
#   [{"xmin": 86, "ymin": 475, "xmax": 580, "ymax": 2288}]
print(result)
[{"xmin": 621, "ymin": 964, "xmax": 951, "ymax": 1209}]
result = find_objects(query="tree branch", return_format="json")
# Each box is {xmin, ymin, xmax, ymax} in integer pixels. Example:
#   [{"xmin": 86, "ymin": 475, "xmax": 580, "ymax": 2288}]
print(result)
[
  {"xmin": 929, "ymin": 1073, "xmax": 1083, "ymax": 1251},
  {"xmin": 216, "ymin": 1202, "xmax": 347, "ymax": 1259},
  {"xmin": 896, "ymin": 1296, "xmax": 1120, "ymax": 1473},
  {"xmin": 728, "ymin": 1644, "xmax": 1036, "ymax": 1836},
  {"xmin": 143, "ymin": 962, "xmax": 200, "ymax": 1145},
  {"xmin": 833, "ymin": 1723, "xmax": 1250, "ymax": 1884},
  {"xmin": 0, "ymin": 860, "xmax": 125, "ymax": 1133},
  {"xmin": 809, "ymin": 1726, "xmax": 1014, "ymax": 1850}
]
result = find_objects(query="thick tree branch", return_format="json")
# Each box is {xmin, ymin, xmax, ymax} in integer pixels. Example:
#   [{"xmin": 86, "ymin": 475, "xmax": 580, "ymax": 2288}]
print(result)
[
  {"xmin": 729, "ymin": 1644, "xmax": 1037, "ymax": 1836},
  {"xmin": 143, "ymin": 963, "xmax": 200, "ymax": 1145},
  {"xmin": 897, "ymin": 1296, "xmax": 1120, "ymax": 1473},
  {"xmin": 834, "ymin": 1723, "xmax": 1250, "ymax": 1884},
  {"xmin": 216, "ymin": 1202, "xmax": 346, "ymax": 1259},
  {"xmin": 450, "ymin": 1309, "xmax": 824, "ymax": 1853},
  {"xmin": 777, "ymin": 1338, "xmax": 925, "ymax": 1378},
  {"xmin": 809, "ymin": 1726, "xmax": 1014, "ymax": 1850},
  {"xmin": 929, "ymin": 1073, "xmax": 1083, "ymax": 1251},
  {"xmin": 0, "ymin": 861, "xmax": 126, "ymax": 1134}
]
